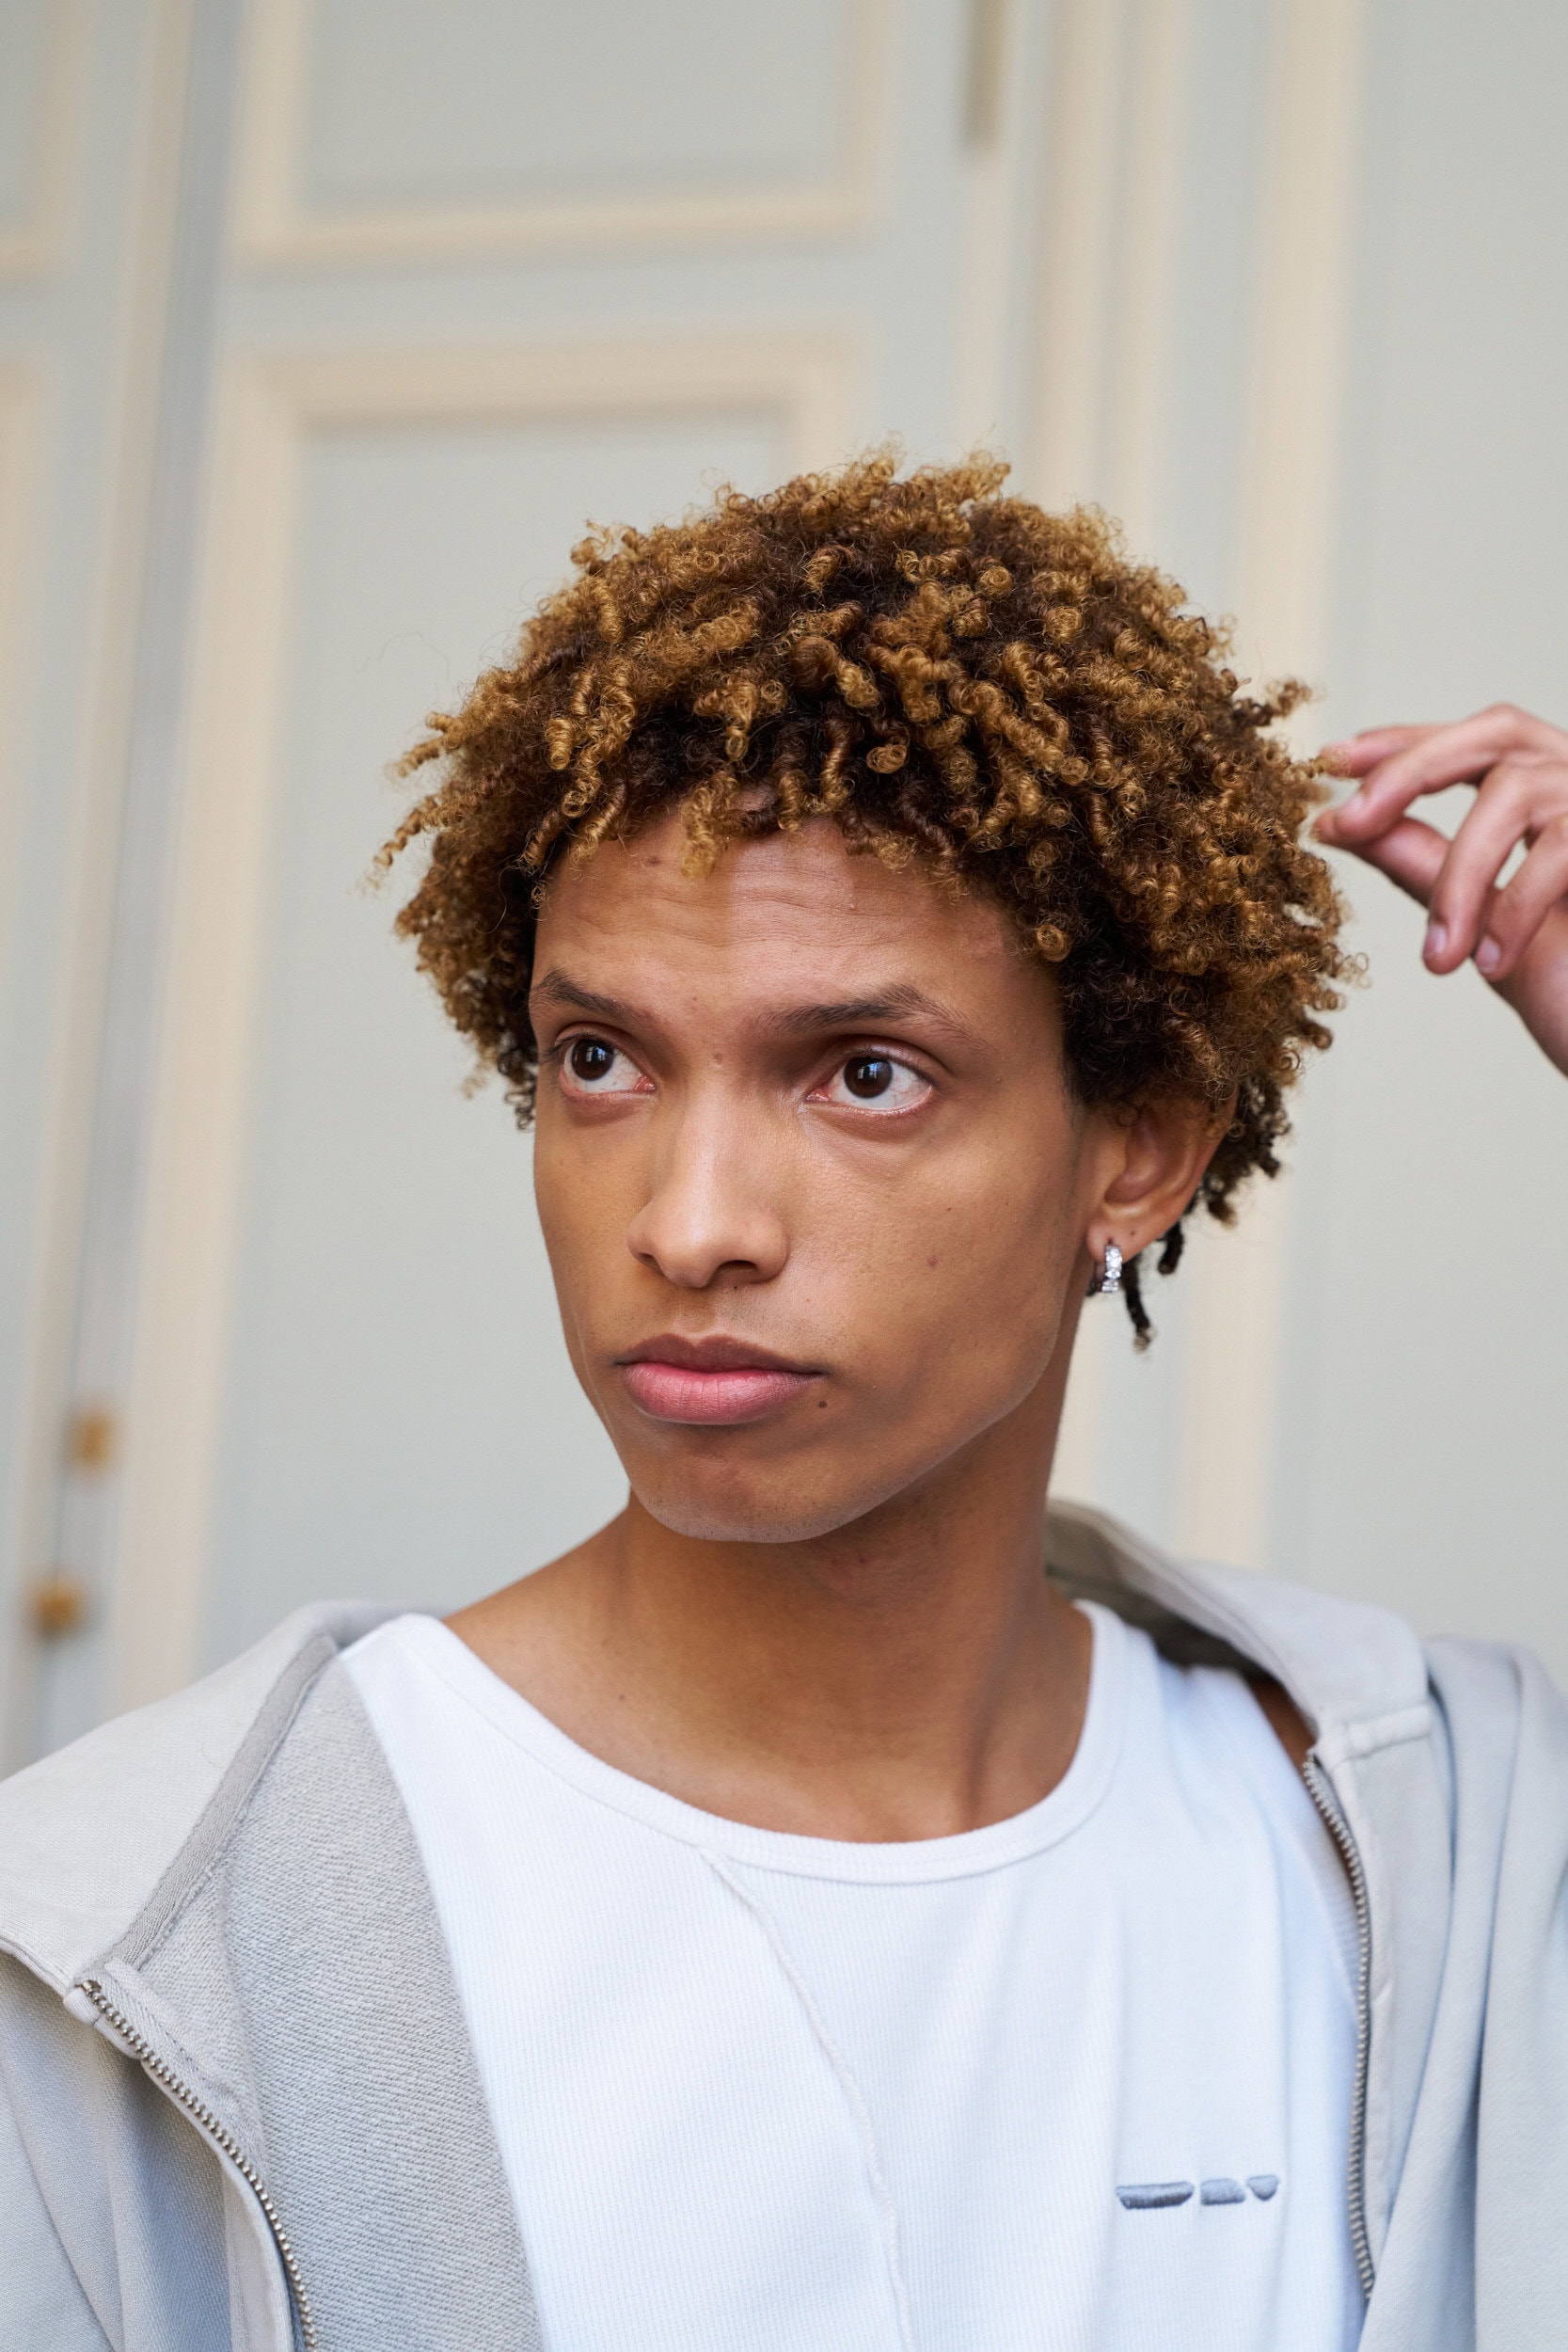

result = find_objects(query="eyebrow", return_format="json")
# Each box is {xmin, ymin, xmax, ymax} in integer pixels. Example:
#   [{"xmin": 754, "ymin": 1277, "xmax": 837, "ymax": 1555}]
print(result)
[
  {"xmin": 772, "ymin": 985, "xmax": 978, "ymax": 1045},
  {"xmin": 530, "ymin": 970, "xmax": 979, "ymax": 1047},
  {"xmin": 530, "ymin": 973, "xmax": 634, "ymax": 1023}
]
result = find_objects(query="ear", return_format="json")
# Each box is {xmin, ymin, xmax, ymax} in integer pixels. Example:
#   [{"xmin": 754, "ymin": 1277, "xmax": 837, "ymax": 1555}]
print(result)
[{"xmin": 1084, "ymin": 1093, "xmax": 1234, "ymax": 1267}]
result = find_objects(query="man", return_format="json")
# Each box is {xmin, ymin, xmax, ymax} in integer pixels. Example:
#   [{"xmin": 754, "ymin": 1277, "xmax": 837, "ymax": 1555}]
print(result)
[{"xmin": 2, "ymin": 456, "xmax": 1565, "ymax": 2351}]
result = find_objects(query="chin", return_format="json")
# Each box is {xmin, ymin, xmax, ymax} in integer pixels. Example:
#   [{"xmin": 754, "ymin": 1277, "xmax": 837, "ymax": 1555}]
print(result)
[{"xmin": 627, "ymin": 1461, "xmax": 902, "ymax": 1547}]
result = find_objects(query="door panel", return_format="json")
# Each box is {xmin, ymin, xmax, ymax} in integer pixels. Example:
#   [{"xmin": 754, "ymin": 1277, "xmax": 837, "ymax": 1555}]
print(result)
[
  {"xmin": 100, "ymin": 0, "xmax": 990, "ymax": 1721},
  {"xmin": 303, "ymin": 0, "xmax": 853, "ymax": 205},
  {"xmin": 237, "ymin": 0, "xmax": 890, "ymax": 261},
  {"xmin": 203, "ymin": 412, "xmax": 791, "ymax": 1662}
]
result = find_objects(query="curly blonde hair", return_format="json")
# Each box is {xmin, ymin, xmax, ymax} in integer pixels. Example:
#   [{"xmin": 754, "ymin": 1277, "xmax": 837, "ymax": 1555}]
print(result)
[{"xmin": 381, "ymin": 453, "xmax": 1347, "ymax": 1343}]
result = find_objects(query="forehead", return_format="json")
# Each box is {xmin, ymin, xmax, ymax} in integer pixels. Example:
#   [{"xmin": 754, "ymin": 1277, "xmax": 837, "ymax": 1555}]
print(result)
[{"xmin": 532, "ymin": 811, "xmax": 1035, "ymax": 1009}]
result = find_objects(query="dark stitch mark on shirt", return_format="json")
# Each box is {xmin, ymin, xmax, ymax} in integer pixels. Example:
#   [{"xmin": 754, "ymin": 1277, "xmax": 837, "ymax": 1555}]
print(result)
[
  {"xmin": 1246, "ymin": 2175, "xmax": 1280, "ymax": 2201},
  {"xmin": 1200, "ymin": 2177, "xmax": 1246, "ymax": 2204},
  {"xmin": 1117, "ymin": 2182, "xmax": 1195, "ymax": 2210}
]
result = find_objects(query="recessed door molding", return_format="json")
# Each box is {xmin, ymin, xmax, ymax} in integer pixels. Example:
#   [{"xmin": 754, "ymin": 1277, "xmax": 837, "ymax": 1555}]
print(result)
[
  {"xmin": 105, "ymin": 330, "xmax": 863, "ymax": 1712},
  {"xmin": 1037, "ymin": 0, "xmax": 1368, "ymax": 1570},
  {"xmin": 233, "ymin": 0, "xmax": 894, "ymax": 266}
]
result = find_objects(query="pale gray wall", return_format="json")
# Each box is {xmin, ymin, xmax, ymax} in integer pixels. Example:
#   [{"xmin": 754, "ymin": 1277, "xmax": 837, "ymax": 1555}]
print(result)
[{"xmin": 1275, "ymin": 0, "xmax": 1568, "ymax": 1656}]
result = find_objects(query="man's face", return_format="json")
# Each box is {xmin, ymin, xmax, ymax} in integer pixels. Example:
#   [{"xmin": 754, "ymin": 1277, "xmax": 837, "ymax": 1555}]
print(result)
[{"xmin": 530, "ymin": 812, "xmax": 1109, "ymax": 1544}]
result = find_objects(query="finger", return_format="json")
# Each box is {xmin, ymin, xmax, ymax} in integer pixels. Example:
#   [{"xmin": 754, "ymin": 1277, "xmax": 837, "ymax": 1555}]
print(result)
[
  {"xmin": 1323, "ymin": 813, "xmax": 1448, "ymax": 908},
  {"xmin": 1317, "ymin": 724, "xmax": 1437, "ymax": 782},
  {"xmin": 1323, "ymin": 705, "xmax": 1565, "ymax": 842},
  {"xmin": 1473, "ymin": 813, "xmax": 1568, "ymax": 980},
  {"xmin": 1419, "ymin": 765, "xmax": 1540, "ymax": 971},
  {"xmin": 1328, "ymin": 712, "xmax": 1532, "ymax": 840}
]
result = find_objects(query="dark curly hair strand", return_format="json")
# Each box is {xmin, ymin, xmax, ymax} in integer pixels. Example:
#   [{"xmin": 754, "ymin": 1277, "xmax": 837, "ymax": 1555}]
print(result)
[{"xmin": 379, "ymin": 452, "xmax": 1348, "ymax": 1346}]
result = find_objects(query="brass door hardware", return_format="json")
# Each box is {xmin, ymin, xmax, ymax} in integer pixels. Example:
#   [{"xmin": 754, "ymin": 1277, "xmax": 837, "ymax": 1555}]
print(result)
[{"xmin": 28, "ymin": 1573, "xmax": 91, "ymax": 1639}]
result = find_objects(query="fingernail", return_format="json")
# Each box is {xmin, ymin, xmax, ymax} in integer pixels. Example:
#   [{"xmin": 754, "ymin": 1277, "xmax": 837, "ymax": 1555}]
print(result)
[
  {"xmin": 1475, "ymin": 935, "xmax": 1501, "ymax": 975},
  {"xmin": 1424, "ymin": 918, "xmax": 1448, "ymax": 961}
]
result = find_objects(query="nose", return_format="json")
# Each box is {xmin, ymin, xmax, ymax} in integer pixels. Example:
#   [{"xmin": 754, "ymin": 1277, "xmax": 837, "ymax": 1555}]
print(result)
[{"xmin": 626, "ymin": 1095, "xmax": 790, "ymax": 1292}]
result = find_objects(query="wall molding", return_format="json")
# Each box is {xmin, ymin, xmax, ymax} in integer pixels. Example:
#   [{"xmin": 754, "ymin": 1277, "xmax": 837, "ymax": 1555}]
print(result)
[
  {"xmin": 1024, "ymin": 0, "xmax": 1189, "ymax": 553},
  {"xmin": 1172, "ymin": 0, "xmax": 1367, "ymax": 1569},
  {"xmin": 3, "ymin": 0, "xmax": 203, "ymax": 1770},
  {"xmin": 105, "ymin": 331, "xmax": 861, "ymax": 1710},
  {"xmin": 0, "ymin": 366, "xmax": 42, "ymax": 925},
  {"xmin": 1230, "ymin": 0, "xmax": 1366, "ymax": 707},
  {"xmin": 1025, "ymin": 0, "xmax": 1127, "ymax": 512},
  {"xmin": 0, "ymin": 0, "xmax": 87, "ymax": 278},
  {"xmin": 1098, "ymin": 0, "xmax": 1187, "ymax": 554},
  {"xmin": 0, "ymin": 363, "xmax": 46, "ymax": 1765},
  {"xmin": 1031, "ymin": 0, "xmax": 1195, "ymax": 1512},
  {"xmin": 1030, "ymin": 0, "xmax": 1366, "ymax": 1568},
  {"xmin": 949, "ymin": 0, "xmax": 1028, "ymax": 453},
  {"xmin": 233, "ymin": 0, "xmax": 892, "ymax": 267}
]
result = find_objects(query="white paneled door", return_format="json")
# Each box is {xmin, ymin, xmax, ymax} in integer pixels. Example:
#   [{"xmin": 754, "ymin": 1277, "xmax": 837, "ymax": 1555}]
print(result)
[{"xmin": 10, "ymin": 0, "xmax": 1066, "ymax": 1756}]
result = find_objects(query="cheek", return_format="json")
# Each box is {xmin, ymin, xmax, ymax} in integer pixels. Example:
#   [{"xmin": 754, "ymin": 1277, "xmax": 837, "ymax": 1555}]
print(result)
[
  {"xmin": 810, "ymin": 1124, "xmax": 1082, "ymax": 1391},
  {"xmin": 531, "ymin": 1110, "xmax": 623, "ymax": 1320},
  {"xmin": 530, "ymin": 1112, "xmax": 572, "ymax": 1255}
]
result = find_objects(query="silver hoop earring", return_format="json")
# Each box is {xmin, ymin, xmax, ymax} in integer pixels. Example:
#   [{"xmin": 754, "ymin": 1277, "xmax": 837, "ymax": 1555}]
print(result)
[{"xmin": 1093, "ymin": 1241, "xmax": 1123, "ymax": 1297}]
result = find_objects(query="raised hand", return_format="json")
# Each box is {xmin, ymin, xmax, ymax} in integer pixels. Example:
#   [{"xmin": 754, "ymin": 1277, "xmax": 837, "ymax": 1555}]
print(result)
[{"xmin": 1314, "ymin": 704, "xmax": 1568, "ymax": 1078}]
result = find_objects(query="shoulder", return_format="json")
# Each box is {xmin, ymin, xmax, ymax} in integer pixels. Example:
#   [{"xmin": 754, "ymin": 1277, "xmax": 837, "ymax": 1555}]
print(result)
[
  {"xmin": 1048, "ymin": 1501, "xmax": 1431, "ymax": 1737},
  {"xmin": 1049, "ymin": 1500, "xmax": 1568, "ymax": 1807},
  {"xmin": 1424, "ymin": 1631, "xmax": 1568, "ymax": 1818},
  {"xmin": 0, "ymin": 1602, "xmax": 399, "ymax": 1994}
]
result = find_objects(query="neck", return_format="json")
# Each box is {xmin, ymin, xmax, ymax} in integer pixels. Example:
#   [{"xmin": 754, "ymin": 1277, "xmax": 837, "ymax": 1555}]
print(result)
[{"xmin": 450, "ymin": 1321, "xmax": 1091, "ymax": 1841}]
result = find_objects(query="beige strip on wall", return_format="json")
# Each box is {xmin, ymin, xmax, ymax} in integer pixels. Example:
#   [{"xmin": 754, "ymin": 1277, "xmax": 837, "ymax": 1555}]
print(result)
[
  {"xmin": 1173, "ymin": 0, "xmax": 1367, "ymax": 1567},
  {"xmin": 1029, "ymin": 0, "xmax": 1195, "ymax": 1511},
  {"xmin": 1030, "ymin": 0, "xmax": 1367, "ymax": 1564}
]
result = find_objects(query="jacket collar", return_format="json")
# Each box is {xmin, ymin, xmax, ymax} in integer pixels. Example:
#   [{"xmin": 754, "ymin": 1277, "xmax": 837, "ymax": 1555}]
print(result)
[{"xmin": 1045, "ymin": 1500, "xmax": 1433, "ymax": 1747}]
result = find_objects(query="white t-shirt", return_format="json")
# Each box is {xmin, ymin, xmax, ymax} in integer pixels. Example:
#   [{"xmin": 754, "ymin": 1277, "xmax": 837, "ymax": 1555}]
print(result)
[{"xmin": 344, "ymin": 1603, "xmax": 1364, "ymax": 2352}]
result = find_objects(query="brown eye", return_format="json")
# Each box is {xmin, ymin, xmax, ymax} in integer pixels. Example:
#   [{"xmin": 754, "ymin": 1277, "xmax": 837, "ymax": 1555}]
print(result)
[
  {"xmin": 560, "ymin": 1036, "xmax": 646, "ymax": 1097},
  {"xmin": 569, "ymin": 1038, "xmax": 615, "ymax": 1084},
  {"xmin": 813, "ymin": 1053, "xmax": 929, "ymax": 1114}
]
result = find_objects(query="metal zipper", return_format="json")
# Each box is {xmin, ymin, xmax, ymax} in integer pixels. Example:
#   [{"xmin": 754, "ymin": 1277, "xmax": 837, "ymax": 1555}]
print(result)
[
  {"xmin": 1301, "ymin": 1760, "xmax": 1376, "ymax": 2300},
  {"xmin": 79, "ymin": 1977, "xmax": 317, "ymax": 2351}
]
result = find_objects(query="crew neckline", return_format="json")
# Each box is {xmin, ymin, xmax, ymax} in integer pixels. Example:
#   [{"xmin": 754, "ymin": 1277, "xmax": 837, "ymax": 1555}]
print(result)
[{"xmin": 348, "ymin": 1600, "xmax": 1132, "ymax": 1885}]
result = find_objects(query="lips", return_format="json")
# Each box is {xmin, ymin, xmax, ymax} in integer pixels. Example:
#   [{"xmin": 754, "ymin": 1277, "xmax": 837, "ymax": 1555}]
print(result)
[{"xmin": 615, "ymin": 1335, "xmax": 823, "ymax": 1426}]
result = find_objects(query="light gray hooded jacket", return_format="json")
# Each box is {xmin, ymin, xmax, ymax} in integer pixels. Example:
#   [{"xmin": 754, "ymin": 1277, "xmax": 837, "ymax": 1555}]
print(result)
[{"xmin": 1, "ymin": 1502, "xmax": 1565, "ymax": 2352}]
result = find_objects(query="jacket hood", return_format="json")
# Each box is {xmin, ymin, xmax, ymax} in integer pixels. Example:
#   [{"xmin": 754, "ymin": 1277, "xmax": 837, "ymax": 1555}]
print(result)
[
  {"xmin": 1044, "ymin": 1503, "xmax": 1434, "ymax": 1744},
  {"xmin": 0, "ymin": 1600, "xmax": 395, "ymax": 1992}
]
